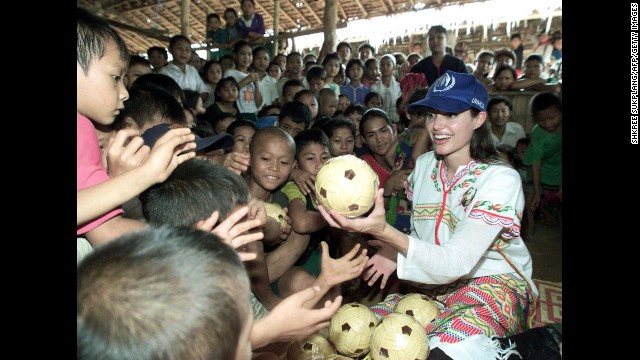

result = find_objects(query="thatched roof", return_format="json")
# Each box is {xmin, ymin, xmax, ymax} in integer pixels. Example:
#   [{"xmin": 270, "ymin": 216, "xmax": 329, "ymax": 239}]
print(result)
[{"xmin": 77, "ymin": 0, "xmax": 518, "ymax": 55}]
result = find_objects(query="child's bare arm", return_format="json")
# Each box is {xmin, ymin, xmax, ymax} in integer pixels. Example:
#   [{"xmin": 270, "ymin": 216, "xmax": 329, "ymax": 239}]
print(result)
[
  {"xmin": 84, "ymin": 216, "xmax": 147, "ymax": 247},
  {"xmin": 303, "ymin": 242, "xmax": 368, "ymax": 308},
  {"xmin": 510, "ymin": 78, "xmax": 546, "ymax": 90},
  {"xmin": 250, "ymin": 286, "xmax": 343, "ymax": 349},
  {"xmin": 287, "ymin": 198, "xmax": 328, "ymax": 234},
  {"xmin": 384, "ymin": 135, "xmax": 399, "ymax": 169},
  {"xmin": 531, "ymin": 161, "xmax": 542, "ymax": 209},
  {"xmin": 410, "ymin": 127, "xmax": 430, "ymax": 166},
  {"xmin": 265, "ymin": 230, "xmax": 310, "ymax": 282},
  {"xmin": 206, "ymin": 150, "xmax": 251, "ymax": 175},
  {"xmin": 78, "ymin": 128, "xmax": 196, "ymax": 225}
]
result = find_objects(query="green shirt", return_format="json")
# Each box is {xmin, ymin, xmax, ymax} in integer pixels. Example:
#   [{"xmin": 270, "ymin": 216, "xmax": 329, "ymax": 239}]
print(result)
[{"xmin": 523, "ymin": 124, "xmax": 562, "ymax": 186}]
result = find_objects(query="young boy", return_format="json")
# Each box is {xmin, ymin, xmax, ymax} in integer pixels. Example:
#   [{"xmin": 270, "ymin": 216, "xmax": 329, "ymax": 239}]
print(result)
[
  {"xmin": 511, "ymin": 54, "xmax": 560, "ymax": 92},
  {"xmin": 146, "ymin": 45, "xmax": 168, "ymax": 72},
  {"xmin": 523, "ymin": 92, "xmax": 562, "ymax": 233},
  {"xmin": 279, "ymin": 78, "xmax": 305, "ymax": 106},
  {"xmin": 472, "ymin": 50, "xmax": 496, "ymax": 88},
  {"xmin": 318, "ymin": 87, "xmax": 338, "ymax": 118},
  {"xmin": 158, "ymin": 35, "xmax": 209, "ymax": 101},
  {"xmin": 124, "ymin": 55, "xmax": 152, "ymax": 89},
  {"xmin": 276, "ymin": 100, "xmax": 312, "ymax": 137},
  {"xmin": 77, "ymin": 7, "xmax": 196, "ymax": 253},
  {"xmin": 205, "ymin": 13, "xmax": 229, "ymax": 60},
  {"xmin": 77, "ymin": 226, "xmax": 256, "ymax": 360},
  {"xmin": 305, "ymin": 65, "xmax": 327, "ymax": 96},
  {"xmin": 344, "ymin": 104, "xmax": 368, "ymax": 157}
]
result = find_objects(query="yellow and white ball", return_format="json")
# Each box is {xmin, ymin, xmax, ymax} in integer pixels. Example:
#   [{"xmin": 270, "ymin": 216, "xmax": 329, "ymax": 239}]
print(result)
[
  {"xmin": 393, "ymin": 293, "xmax": 441, "ymax": 328},
  {"xmin": 329, "ymin": 302, "xmax": 378, "ymax": 357},
  {"xmin": 314, "ymin": 155, "xmax": 379, "ymax": 218},
  {"xmin": 370, "ymin": 313, "xmax": 429, "ymax": 360},
  {"xmin": 287, "ymin": 333, "xmax": 335, "ymax": 360},
  {"xmin": 263, "ymin": 202, "xmax": 288, "ymax": 227}
]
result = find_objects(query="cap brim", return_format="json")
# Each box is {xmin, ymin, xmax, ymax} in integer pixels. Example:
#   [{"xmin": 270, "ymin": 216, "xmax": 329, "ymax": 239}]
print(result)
[
  {"xmin": 180, "ymin": 133, "xmax": 234, "ymax": 155},
  {"xmin": 407, "ymin": 96, "xmax": 473, "ymax": 113}
]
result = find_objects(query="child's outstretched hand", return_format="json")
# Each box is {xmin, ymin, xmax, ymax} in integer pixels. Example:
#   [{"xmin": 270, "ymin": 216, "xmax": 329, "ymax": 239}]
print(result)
[
  {"xmin": 318, "ymin": 242, "xmax": 368, "ymax": 289},
  {"xmin": 363, "ymin": 240, "xmax": 398, "ymax": 289},
  {"xmin": 104, "ymin": 128, "xmax": 149, "ymax": 177},
  {"xmin": 142, "ymin": 127, "xmax": 197, "ymax": 184},
  {"xmin": 254, "ymin": 286, "xmax": 343, "ymax": 347},
  {"xmin": 290, "ymin": 168, "xmax": 316, "ymax": 196},
  {"xmin": 195, "ymin": 206, "xmax": 264, "ymax": 262}
]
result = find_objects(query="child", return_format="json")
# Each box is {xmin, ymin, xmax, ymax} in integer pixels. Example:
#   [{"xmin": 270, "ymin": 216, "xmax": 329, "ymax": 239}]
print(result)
[
  {"xmin": 77, "ymin": 7, "xmax": 196, "ymax": 255},
  {"xmin": 124, "ymin": 55, "xmax": 152, "ymax": 89},
  {"xmin": 515, "ymin": 137, "xmax": 535, "ymax": 240},
  {"xmin": 204, "ymin": 13, "xmax": 229, "ymax": 61},
  {"xmin": 205, "ymin": 76, "xmax": 242, "ymax": 120},
  {"xmin": 362, "ymin": 58, "xmax": 380, "ymax": 88},
  {"xmin": 224, "ymin": 40, "xmax": 262, "ymax": 122},
  {"xmin": 201, "ymin": 60, "xmax": 223, "ymax": 108},
  {"xmin": 333, "ymin": 65, "xmax": 346, "ymax": 86},
  {"xmin": 364, "ymin": 91, "xmax": 382, "ymax": 109},
  {"xmin": 273, "ymin": 53, "xmax": 287, "ymax": 72},
  {"xmin": 227, "ymin": 119, "xmax": 257, "ymax": 157},
  {"xmin": 306, "ymin": 65, "xmax": 327, "ymax": 96},
  {"xmin": 252, "ymin": 46, "xmax": 278, "ymax": 109},
  {"xmin": 343, "ymin": 104, "xmax": 368, "ymax": 157},
  {"xmin": 371, "ymin": 54, "xmax": 402, "ymax": 123},
  {"xmin": 277, "ymin": 52, "xmax": 308, "ymax": 105},
  {"xmin": 337, "ymin": 93, "xmax": 350, "ymax": 113},
  {"xmin": 511, "ymin": 54, "xmax": 560, "ymax": 92},
  {"xmin": 279, "ymin": 129, "xmax": 358, "ymax": 304},
  {"xmin": 267, "ymin": 61, "xmax": 282, "ymax": 81},
  {"xmin": 113, "ymin": 85, "xmax": 190, "ymax": 134},
  {"xmin": 321, "ymin": 117, "xmax": 356, "ymax": 157},
  {"xmin": 358, "ymin": 43, "xmax": 375, "ymax": 61},
  {"xmin": 487, "ymin": 95, "xmax": 526, "ymax": 149},
  {"xmin": 523, "ymin": 92, "xmax": 562, "ymax": 234},
  {"xmin": 222, "ymin": 8, "xmax": 243, "ymax": 49},
  {"xmin": 340, "ymin": 59, "xmax": 372, "ymax": 106},
  {"xmin": 321, "ymin": 52, "xmax": 341, "ymax": 95},
  {"xmin": 158, "ymin": 35, "xmax": 209, "ymax": 101},
  {"xmin": 488, "ymin": 64, "xmax": 517, "ymax": 93},
  {"xmin": 238, "ymin": 0, "xmax": 266, "ymax": 44},
  {"xmin": 220, "ymin": 53, "xmax": 236, "ymax": 73},
  {"xmin": 77, "ymin": 226, "xmax": 257, "ymax": 360},
  {"xmin": 410, "ymin": 25, "xmax": 468, "ymax": 86},
  {"xmin": 280, "ymin": 78, "xmax": 305, "ymax": 106},
  {"xmin": 183, "ymin": 89, "xmax": 207, "ymax": 116},
  {"xmin": 293, "ymin": 89, "xmax": 319, "ymax": 124},
  {"xmin": 146, "ymin": 45, "xmax": 168, "ymax": 72},
  {"xmin": 276, "ymin": 100, "xmax": 312, "ymax": 138},
  {"xmin": 336, "ymin": 41, "xmax": 352, "ymax": 66},
  {"xmin": 318, "ymin": 87, "xmax": 338, "ymax": 118},
  {"xmin": 131, "ymin": 73, "xmax": 185, "ymax": 105},
  {"xmin": 383, "ymin": 87, "xmax": 430, "ymax": 234},
  {"xmin": 472, "ymin": 50, "xmax": 496, "ymax": 88},
  {"xmin": 208, "ymin": 112, "xmax": 237, "ymax": 134}
]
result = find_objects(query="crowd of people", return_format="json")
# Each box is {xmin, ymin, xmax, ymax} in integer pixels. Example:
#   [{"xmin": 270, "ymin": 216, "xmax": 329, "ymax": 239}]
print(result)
[{"xmin": 77, "ymin": 3, "xmax": 562, "ymax": 359}]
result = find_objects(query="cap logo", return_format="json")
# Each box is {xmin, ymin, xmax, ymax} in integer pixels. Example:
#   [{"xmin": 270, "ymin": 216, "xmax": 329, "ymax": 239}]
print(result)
[
  {"xmin": 433, "ymin": 72, "xmax": 456, "ymax": 92},
  {"xmin": 471, "ymin": 98, "xmax": 485, "ymax": 108}
]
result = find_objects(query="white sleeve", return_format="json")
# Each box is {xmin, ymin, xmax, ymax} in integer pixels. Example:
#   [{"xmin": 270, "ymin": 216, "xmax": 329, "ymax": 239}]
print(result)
[{"xmin": 398, "ymin": 167, "xmax": 524, "ymax": 284}]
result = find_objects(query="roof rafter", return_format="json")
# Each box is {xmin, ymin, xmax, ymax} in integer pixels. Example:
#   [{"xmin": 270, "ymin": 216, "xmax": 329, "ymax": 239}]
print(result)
[{"xmin": 352, "ymin": 0, "xmax": 369, "ymax": 18}]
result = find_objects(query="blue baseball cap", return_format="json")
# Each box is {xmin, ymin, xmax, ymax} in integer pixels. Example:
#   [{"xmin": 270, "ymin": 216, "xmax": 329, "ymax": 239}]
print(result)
[
  {"xmin": 407, "ymin": 70, "xmax": 488, "ymax": 113},
  {"xmin": 141, "ymin": 123, "xmax": 233, "ymax": 154}
]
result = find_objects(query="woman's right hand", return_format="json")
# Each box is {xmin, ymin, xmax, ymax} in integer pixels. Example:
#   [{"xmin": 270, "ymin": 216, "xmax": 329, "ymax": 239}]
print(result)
[{"xmin": 317, "ymin": 188, "xmax": 388, "ymax": 237}]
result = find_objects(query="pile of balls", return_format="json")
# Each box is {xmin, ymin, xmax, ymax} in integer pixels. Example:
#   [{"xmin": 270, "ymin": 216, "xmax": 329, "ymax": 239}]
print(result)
[{"xmin": 287, "ymin": 294, "xmax": 441, "ymax": 360}]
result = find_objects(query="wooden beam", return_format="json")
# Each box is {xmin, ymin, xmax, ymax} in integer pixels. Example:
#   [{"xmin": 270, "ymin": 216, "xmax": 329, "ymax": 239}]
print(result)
[
  {"xmin": 281, "ymin": 1, "xmax": 313, "ymax": 28},
  {"xmin": 377, "ymin": 0, "xmax": 391, "ymax": 13},
  {"xmin": 352, "ymin": 0, "xmax": 368, "ymax": 18},
  {"xmin": 181, "ymin": 0, "xmax": 190, "ymax": 36},
  {"xmin": 106, "ymin": 18, "xmax": 172, "ymax": 43},
  {"xmin": 108, "ymin": 0, "xmax": 178, "ymax": 13},
  {"xmin": 384, "ymin": 0, "xmax": 396, "ymax": 12},
  {"xmin": 337, "ymin": 2, "xmax": 347, "ymax": 20},
  {"xmin": 305, "ymin": 2, "xmax": 323, "ymax": 25},
  {"xmin": 324, "ymin": 0, "xmax": 338, "ymax": 51},
  {"xmin": 273, "ymin": 0, "xmax": 281, "ymax": 55}
]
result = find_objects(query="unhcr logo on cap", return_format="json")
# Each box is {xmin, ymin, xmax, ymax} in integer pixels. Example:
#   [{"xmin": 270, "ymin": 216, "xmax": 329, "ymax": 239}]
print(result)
[
  {"xmin": 433, "ymin": 72, "xmax": 456, "ymax": 92},
  {"xmin": 471, "ymin": 98, "xmax": 485, "ymax": 109}
]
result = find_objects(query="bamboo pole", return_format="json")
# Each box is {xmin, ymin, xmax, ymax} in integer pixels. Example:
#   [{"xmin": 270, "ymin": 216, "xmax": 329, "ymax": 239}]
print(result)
[
  {"xmin": 273, "ymin": 0, "xmax": 280, "ymax": 55},
  {"xmin": 181, "ymin": 0, "xmax": 190, "ymax": 36}
]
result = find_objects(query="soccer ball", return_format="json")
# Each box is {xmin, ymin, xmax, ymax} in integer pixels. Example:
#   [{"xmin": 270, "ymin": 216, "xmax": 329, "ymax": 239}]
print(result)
[
  {"xmin": 314, "ymin": 155, "xmax": 379, "ymax": 218},
  {"xmin": 287, "ymin": 333, "xmax": 335, "ymax": 360},
  {"xmin": 393, "ymin": 293, "xmax": 441, "ymax": 328},
  {"xmin": 329, "ymin": 302, "xmax": 378, "ymax": 357},
  {"xmin": 263, "ymin": 202, "xmax": 288, "ymax": 227},
  {"xmin": 370, "ymin": 313, "xmax": 429, "ymax": 360}
]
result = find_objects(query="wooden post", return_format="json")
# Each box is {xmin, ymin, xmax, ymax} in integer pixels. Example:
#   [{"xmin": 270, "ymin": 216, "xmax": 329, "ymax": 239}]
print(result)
[
  {"xmin": 181, "ymin": 0, "xmax": 190, "ymax": 36},
  {"xmin": 324, "ymin": 0, "xmax": 338, "ymax": 53},
  {"xmin": 273, "ymin": 0, "xmax": 280, "ymax": 55}
]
